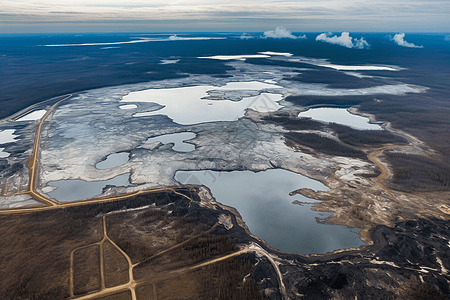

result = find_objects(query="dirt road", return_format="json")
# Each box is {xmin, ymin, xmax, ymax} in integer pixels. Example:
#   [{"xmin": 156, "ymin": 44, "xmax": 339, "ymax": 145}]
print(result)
[{"xmin": 367, "ymin": 146, "xmax": 397, "ymax": 200}]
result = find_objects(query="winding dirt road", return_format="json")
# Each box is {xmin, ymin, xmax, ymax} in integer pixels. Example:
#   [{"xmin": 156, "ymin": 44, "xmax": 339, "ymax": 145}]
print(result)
[{"xmin": 367, "ymin": 146, "xmax": 397, "ymax": 200}]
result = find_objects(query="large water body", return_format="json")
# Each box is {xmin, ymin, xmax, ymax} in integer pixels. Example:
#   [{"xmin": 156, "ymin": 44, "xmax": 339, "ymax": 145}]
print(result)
[
  {"xmin": 175, "ymin": 169, "xmax": 363, "ymax": 254},
  {"xmin": 122, "ymin": 82, "xmax": 283, "ymax": 125}
]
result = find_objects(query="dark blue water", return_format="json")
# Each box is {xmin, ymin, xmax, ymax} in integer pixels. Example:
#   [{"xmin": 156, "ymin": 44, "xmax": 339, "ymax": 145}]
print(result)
[{"xmin": 1, "ymin": 33, "xmax": 449, "ymax": 118}]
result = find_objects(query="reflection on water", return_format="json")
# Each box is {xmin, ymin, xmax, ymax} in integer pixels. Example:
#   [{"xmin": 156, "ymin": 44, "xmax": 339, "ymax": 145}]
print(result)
[
  {"xmin": 47, "ymin": 173, "xmax": 130, "ymax": 202},
  {"xmin": 175, "ymin": 169, "xmax": 363, "ymax": 255},
  {"xmin": 145, "ymin": 132, "xmax": 196, "ymax": 152},
  {"xmin": 96, "ymin": 152, "xmax": 129, "ymax": 169},
  {"xmin": 298, "ymin": 107, "xmax": 382, "ymax": 130}
]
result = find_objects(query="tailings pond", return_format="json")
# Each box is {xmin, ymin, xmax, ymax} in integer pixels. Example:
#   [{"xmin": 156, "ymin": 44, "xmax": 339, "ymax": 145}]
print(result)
[
  {"xmin": 96, "ymin": 152, "xmax": 130, "ymax": 169},
  {"xmin": 47, "ymin": 173, "xmax": 130, "ymax": 202},
  {"xmin": 175, "ymin": 168, "xmax": 363, "ymax": 255}
]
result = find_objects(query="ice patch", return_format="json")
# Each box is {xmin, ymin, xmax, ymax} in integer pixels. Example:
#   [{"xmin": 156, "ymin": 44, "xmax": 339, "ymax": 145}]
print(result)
[
  {"xmin": 0, "ymin": 148, "xmax": 10, "ymax": 158},
  {"xmin": 16, "ymin": 110, "xmax": 47, "ymax": 122},
  {"xmin": 198, "ymin": 55, "xmax": 270, "ymax": 61},
  {"xmin": 45, "ymin": 39, "xmax": 151, "ymax": 47},
  {"xmin": 320, "ymin": 64, "xmax": 397, "ymax": 71},
  {"xmin": 119, "ymin": 104, "xmax": 137, "ymax": 110},
  {"xmin": 166, "ymin": 35, "xmax": 225, "ymax": 41},
  {"xmin": 44, "ymin": 36, "xmax": 225, "ymax": 47},
  {"xmin": 160, "ymin": 59, "xmax": 179, "ymax": 65},
  {"xmin": 289, "ymin": 58, "xmax": 399, "ymax": 71},
  {"xmin": 264, "ymin": 79, "xmax": 278, "ymax": 84},
  {"xmin": 201, "ymin": 51, "xmax": 294, "ymax": 61},
  {"xmin": 258, "ymin": 51, "xmax": 294, "ymax": 57},
  {"xmin": 0, "ymin": 129, "xmax": 18, "ymax": 144},
  {"xmin": 217, "ymin": 81, "xmax": 281, "ymax": 90},
  {"xmin": 298, "ymin": 108, "xmax": 382, "ymax": 130}
]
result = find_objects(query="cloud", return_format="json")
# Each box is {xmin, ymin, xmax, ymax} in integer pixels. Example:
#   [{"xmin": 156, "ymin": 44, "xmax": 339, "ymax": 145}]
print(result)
[
  {"xmin": 392, "ymin": 33, "xmax": 423, "ymax": 48},
  {"xmin": 315, "ymin": 32, "xmax": 370, "ymax": 49},
  {"xmin": 354, "ymin": 37, "xmax": 370, "ymax": 49},
  {"xmin": 263, "ymin": 26, "xmax": 302, "ymax": 39}
]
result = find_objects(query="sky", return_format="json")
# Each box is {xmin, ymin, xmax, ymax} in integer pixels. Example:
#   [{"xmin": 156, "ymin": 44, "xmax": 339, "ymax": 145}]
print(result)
[{"xmin": 0, "ymin": 0, "xmax": 449, "ymax": 33}]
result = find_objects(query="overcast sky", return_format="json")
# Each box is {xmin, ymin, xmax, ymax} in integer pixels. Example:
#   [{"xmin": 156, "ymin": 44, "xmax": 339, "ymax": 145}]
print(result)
[{"xmin": 1, "ymin": 0, "xmax": 449, "ymax": 33}]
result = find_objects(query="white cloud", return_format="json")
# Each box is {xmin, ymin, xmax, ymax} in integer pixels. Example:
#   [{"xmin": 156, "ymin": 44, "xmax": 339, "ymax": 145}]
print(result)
[
  {"xmin": 263, "ymin": 26, "xmax": 301, "ymax": 39},
  {"xmin": 315, "ymin": 32, "xmax": 370, "ymax": 49},
  {"xmin": 354, "ymin": 37, "xmax": 370, "ymax": 49},
  {"xmin": 392, "ymin": 33, "xmax": 423, "ymax": 48}
]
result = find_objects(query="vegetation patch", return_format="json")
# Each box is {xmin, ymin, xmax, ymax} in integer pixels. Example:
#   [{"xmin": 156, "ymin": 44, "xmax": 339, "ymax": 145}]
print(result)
[
  {"xmin": 73, "ymin": 245, "xmax": 101, "ymax": 295},
  {"xmin": 385, "ymin": 152, "xmax": 450, "ymax": 192},
  {"xmin": 103, "ymin": 240, "xmax": 129, "ymax": 288},
  {"xmin": 329, "ymin": 123, "xmax": 408, "ymax": 146},
  {"xmin": 285, "ymin": 132, "xmax": 366, "ymax": 159}
]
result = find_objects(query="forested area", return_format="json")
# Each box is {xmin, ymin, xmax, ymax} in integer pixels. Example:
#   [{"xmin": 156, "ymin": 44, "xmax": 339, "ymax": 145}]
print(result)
[{"xmin": 285, "ymin": 132, "xmax": 366, "ymax": 159}]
